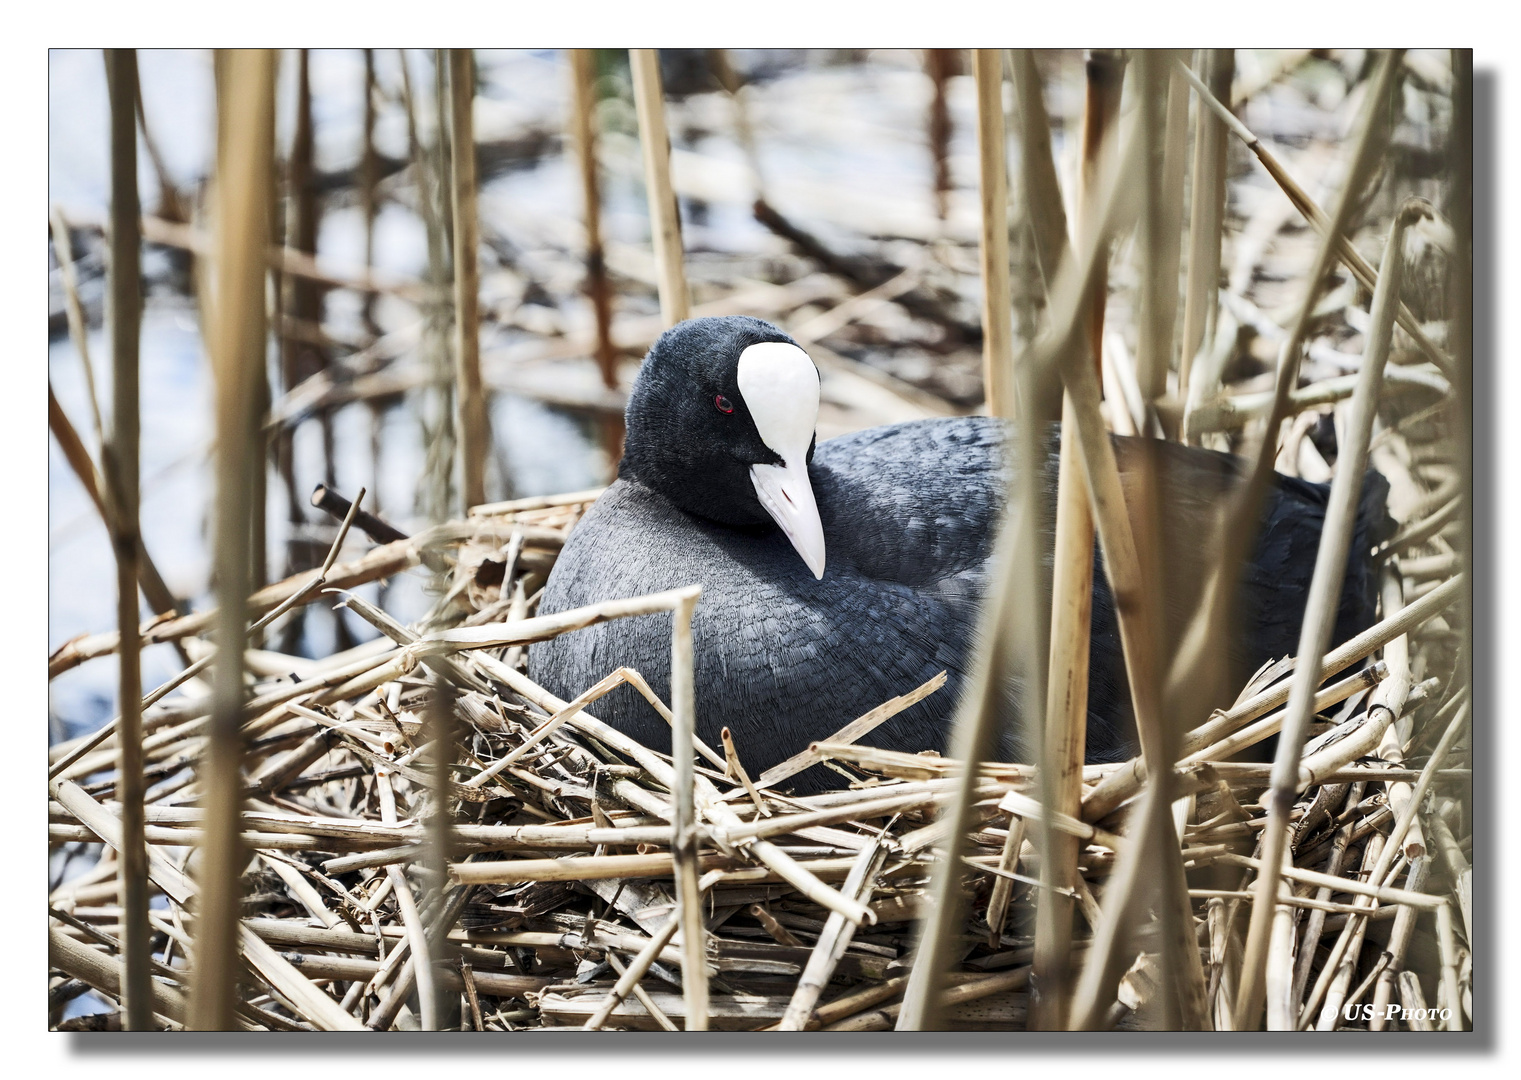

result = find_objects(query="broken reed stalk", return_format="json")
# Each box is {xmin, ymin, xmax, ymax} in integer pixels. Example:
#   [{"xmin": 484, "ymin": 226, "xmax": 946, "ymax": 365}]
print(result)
[
  {"xmin": 1033, "ymin": 47, "xmax": 1121, "ymax": 1032},
  {"xmin": 628, "ymin": 49, "xmax": 690, "ymax": 327},
  {"xmin": 971, "ymin": 49, "xmax": 1014, "ymax": 419},
  {"xmin": 1178, "ymin": 50, "xmax": 1233, "ymax": 412},
  {"xmin": 568, "ymin": 49, "xmax": 624, "ymax": 468},
  {"xmin": 103, "ymin": 46, "xmax": 150, "ymax": 1032},
  {"xmin": 449, "ymin": 48, "xmax": 488, "ymax": 510},
  {"xmin": 669, "ymin": 590, "xmax": 708, "ymax": 1030},
  {"xmin": 191, "ymin": 47, "xmax": 276, "ymax": 1032},
  {"xmin": 1234, "ymin": 192, "xmax": 1424, "ymax": 1031}
]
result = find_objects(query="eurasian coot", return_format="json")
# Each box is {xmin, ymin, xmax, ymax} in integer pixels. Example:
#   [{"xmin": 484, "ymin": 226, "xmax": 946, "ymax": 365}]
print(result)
[{"xmin": 529, "ymin": 316, "xmax": 1392, "ymax": 794}]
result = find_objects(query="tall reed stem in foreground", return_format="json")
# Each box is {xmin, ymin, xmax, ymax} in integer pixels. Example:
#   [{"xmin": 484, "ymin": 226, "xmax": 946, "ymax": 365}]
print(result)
[
  {"xmin": 103, "ymin": 46, "xmax": 149, "ymax": 1032},
  {"xmin": 629, "ymin": 49, "xmax": 690, "ymax": 327},
  {"xmin": 1032, "ymin": 48, "xmax": 1121, "ymax": 1031},
  {"xmin": 190, "ymin": 47, "xmax": 276, "ymax": 1031},
  {"xmin": 449, "ymin": 48, "xmax": 488, "ymax": 509}
]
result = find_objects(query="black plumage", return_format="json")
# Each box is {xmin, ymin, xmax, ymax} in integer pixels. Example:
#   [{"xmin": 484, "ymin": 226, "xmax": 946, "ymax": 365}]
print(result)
[{"xmin": 529, "ymin": 317, "xmax": 1394, "ymax": 794}]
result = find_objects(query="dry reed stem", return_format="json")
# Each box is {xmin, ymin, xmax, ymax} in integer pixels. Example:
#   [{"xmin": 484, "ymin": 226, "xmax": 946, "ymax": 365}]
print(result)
[
  {"xmin": 1006, "ymin": 50, "xmax": 1070, "ymax": 307},
  {"xmin": 755, "ymin": 670, "xmax": 945, "ymax": 788},
  {"xmin": 1179, "ymin": 50, "xmax": 1233, "ymax": 409},
  {"xmin": 1034, "ymin": 50, "xmax": 1122, "ymax": 1030},
  {"xmin": 972, "ymin": 49, "xmax": 1014, "ymax": 418},
  {"xmin": 1236, "ymin": 196, "xmax": 1425, "ymax": 1030},
  {"xmin": 190, "ymin": 48, "xmax": 276, "ymax": 1032},
  {"xmin": 669, "ymin": 590, "xmax": 708, "ymax": 1029},
  {"xmin": 1367, "ymin": 855, "xmax": 1431, "ymax": 1029},
  {"xmin": 777, "ymin": 836, "xmax": 889, "ymax": 1029},
  {"xmin": 449, "ymin": 49, "xmax": 488, "ymax": 510},
  {"xmin": 1041, "ymin": 61, "xmax": 1204, "ymax": 1029},
  {"xmin": 628, "ymin": 49, "xmax": 690, "ymax": 327},
  {"xmin": 103, "ymin": 47, "xmax": 151, "ymax": 1032}
]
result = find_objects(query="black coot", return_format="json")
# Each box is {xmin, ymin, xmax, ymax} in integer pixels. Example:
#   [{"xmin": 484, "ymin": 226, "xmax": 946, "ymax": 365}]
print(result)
[{"xmin": 529, "ymin": 317, "xmax": 1393, "ymax": 794}]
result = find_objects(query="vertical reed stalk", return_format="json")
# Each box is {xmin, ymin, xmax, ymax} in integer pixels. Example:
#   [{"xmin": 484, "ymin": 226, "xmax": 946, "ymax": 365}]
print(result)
[
  {"xmin": 191, "ymin": 47, "xmax": 276, "ymax": 1031},
  {"xmin": 103, "ymin": 47, "xmax": 149, "ymax": 1032},
  {"xmin": 707, "ymin": 49, "xmax": 767, "ymax": 202},
  {"xmin": 1233, "ymin": 192, "xmax": 1422, "ymax": 1031},
  {"xmin": 569, "ymin": 49, "xmax": 624, "ymax": 469},
  {"xmin": 926, "ymin": 50, "xmax": 956, "ymax": 222},
  {"xmin": 1178, "ymin": 50, "xmax": 1233, "ymax": 415},
  {"xmin": 449, "ymin": 48, "xmax": 488, "ymax": 510},
  {"xmin": 1006, "ymin": 51, "xmax": 1070, "ymax": 305},
  {"xmin": 1137, "ymin": 51, "xmax": 1190, "ymax": 412},
  {"xmin": 897, "ymin": 49, "xmax": 1072, "ymax": 1033},
  {"xmin": 972, "ymin": 49, "xmax": 1014, "ymax": 419},
  {"xmin": 670, "ymin": 591, "xmax": 708, "ymax": 1029},
  {"xmin": 1032, "ymin": 49, "xmax": 1121, "ymax": 1031},
  {"xmin": 360, "ymin": 48, "xmax": 380, "ymax": 337},
  {"xmin": 399, "ymin": 50, "xmax": 457, "ymax": 526},
  {"xmin": 629, "ymin": 49, "xmax": 690, "ymax": 327}
]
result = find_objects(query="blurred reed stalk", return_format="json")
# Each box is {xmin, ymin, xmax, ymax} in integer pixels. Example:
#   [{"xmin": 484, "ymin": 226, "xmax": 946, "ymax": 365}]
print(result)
[
  {"xmin": 1229, "ymin": 53, "xmax": 1404, "ymax": 1030},
  {"xmin": 280, "ymin": 49, "xmax": 332, "ymax": 589},
  {"xmin": 926, "ymin": 50, "xmax": 957, "ymax": 222},
  {"xmin": 448, "ymin": 48, "xmax": 489, "ymax": 510},
  {"xmin": 103, "ymin": 46, "xmax": 150, "ymax": 1032},
  {"xmin": 48, "ymin": 209, "xmax": 179, "ymax": 621},
  {"xmin": 1178, "ymin": 50, "xmax": 1233, "ymax": 416},
  {"xmin": 629, "ymin": 49, "xmax": 691, "ymax": 327},
  {"xmin": 569, "ymin": 49, "xmax": 625, "ymax": 471},
  {"xmin": 398, "ymin": 50, "xmax": 457, "ymax": 526},
  {"xmin": 1032, "ymin": 48, "xmax": 1121, "ymax": 1031},
  {"xmin": 360, "ymin": 48, "xmax": 380, "ymax": 337},
  {"xmin": 972, "ymin": 50, "xmax": 1014, "ymax": 419},
  {"xmin": 190, "ymin": 47, "xmax": 276, "ymax": 1031},
  {"xmin": 897, "ymin": 49, "xmax": 1056, "ymax": 1030}
]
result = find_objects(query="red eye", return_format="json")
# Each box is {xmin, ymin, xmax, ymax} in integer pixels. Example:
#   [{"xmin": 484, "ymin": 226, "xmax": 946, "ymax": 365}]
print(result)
[{"xmin": 714, "ymin": 394, "xmax": 734, "ymax": 414}]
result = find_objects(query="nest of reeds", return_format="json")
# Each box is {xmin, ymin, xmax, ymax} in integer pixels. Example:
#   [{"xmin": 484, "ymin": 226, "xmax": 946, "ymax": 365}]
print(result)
[{"xmin": 48, "ymin": 455, "xmax": 1470, "ymax": 1031}]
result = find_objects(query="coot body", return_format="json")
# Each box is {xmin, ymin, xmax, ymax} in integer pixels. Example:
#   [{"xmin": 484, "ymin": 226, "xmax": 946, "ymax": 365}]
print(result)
[{"xmin": 528, "ymin": 318, "xmax": 1392, "ymax": 794}]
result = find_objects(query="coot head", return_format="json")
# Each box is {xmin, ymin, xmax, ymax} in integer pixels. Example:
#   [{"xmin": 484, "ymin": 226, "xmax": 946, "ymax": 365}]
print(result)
[{"xmin": 620, "ymin": 316, "xmax": 827, "ymax": 579}]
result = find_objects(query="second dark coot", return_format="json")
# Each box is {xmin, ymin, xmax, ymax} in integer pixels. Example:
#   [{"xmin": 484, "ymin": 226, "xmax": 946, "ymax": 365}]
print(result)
[{"xmin": 529, "ymin": 316, "xmax": 1393, "ymax": 794}]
